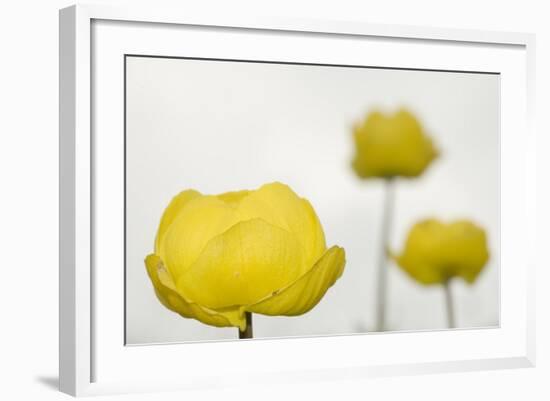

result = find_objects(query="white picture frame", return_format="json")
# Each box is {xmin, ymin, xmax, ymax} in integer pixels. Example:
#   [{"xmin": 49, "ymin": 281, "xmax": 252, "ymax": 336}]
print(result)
[{"xmin": 59, "ymin": 3, "xmax": 536, "ymax": 397}]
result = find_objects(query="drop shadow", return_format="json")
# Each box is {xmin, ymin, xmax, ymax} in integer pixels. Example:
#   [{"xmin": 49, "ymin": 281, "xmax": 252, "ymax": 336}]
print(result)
[{"xmin": 35, "ymin": 376, "xmax": 58, "ymax": 391}]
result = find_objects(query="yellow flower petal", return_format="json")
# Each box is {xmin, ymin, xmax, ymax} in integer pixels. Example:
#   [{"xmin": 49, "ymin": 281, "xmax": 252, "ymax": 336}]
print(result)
[
  {"xmin": 177, "ymin": 218, "xmax": 306, "ymax": 310},
  {"xmin": 445, "ymin": 220, "xmax": 491, "ymax": 283},
  {"xmin": 394, "ymin": 219, "xmax": 489, "ymax": 285},
  {"xmin": 216, "ymin": 190, "xmax": 250, "ymax": 207},
  {"xmin": 154, "ymin": 190, "xmax": 201, "ymax": 254},
  {"xmin": 351, "ymin": 108, "xmax": 439, "ymax": 178},
  {"xmin": 246, "ymin": 246, "xmax": 345, "ymax": 316},
  {"xmin": 145, "ymin": 254, "xmax": 245, "ymax": 330},
  {"xmin": 159, "ymin": 195, "xmax": 241, "ymax": 281},
  {"xmin": 237, "ymin": 182, "xmax": 326, "ymax": 266}
]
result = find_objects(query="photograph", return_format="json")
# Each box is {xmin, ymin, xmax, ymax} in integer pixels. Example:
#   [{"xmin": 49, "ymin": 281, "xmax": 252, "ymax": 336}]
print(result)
[{"xmin": 124, "ymin": 55, "xmax": 500, "ymax": 345}]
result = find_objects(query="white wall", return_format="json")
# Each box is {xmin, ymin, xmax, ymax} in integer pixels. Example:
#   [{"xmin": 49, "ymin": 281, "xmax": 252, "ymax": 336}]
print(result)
[{"xmin": 0, "ymin": 0, "xmax": 547, "ymax": 400}]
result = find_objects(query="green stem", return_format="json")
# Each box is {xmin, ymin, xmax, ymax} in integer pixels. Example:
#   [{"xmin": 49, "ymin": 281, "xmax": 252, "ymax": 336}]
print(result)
[
  {"xmin": 375, "ymin": 178, "xmax": 394, "ymax": 332},
  {"xmin": 239, "ymin": 312, "xmax": 253, "ymax": 339},
  {"xmin": 443, "ymin": 280, "xmax": 455, "ymax": 329}
]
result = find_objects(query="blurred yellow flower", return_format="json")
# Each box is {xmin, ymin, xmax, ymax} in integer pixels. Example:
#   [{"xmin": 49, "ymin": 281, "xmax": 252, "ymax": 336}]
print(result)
[
  {"xmin": 145, "ymin": 182, "xmax": 346, "ymax": 331},
  {"xmin": 393, "ymin": 219, "xmax": 489, "ymax": 285},
  {"xmin": 351, "ymin": 109, "xmax": 439, "ymax": 178}
]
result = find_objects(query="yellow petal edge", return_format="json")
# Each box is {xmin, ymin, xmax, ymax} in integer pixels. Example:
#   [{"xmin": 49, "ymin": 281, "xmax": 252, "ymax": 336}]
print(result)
[
  {"xmin": 145, "ymin": 254, "xmax": 246, "ymax": 331},
  {"xmin": 246, "ymin": 246, "xmax": 346, "ymax": 316}
]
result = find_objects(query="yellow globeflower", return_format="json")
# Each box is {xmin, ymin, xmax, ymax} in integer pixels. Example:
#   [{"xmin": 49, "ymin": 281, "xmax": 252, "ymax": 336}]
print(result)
[
  {"xmin": 145, "ymin": 182, "xmax": 346, "ymax": 331},
  {"xmin": 351, "ymin": 109, "xmax": 439, "ymax": 178},
  {"xmin": 393, "ymin": 219, "xmax": 489, "ymax": 285}
]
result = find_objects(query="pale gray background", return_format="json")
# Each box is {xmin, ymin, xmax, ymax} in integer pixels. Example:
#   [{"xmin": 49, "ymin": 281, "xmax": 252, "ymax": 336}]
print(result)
[{"xmin": 125, "ymin": 56, "xmax": 499, "ymax": 344}]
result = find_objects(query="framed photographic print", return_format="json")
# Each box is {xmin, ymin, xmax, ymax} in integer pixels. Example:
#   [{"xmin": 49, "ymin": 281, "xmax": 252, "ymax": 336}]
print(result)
[{"xmin": 59, "ymin": 4, "xmax": 536, "ymax": 396}]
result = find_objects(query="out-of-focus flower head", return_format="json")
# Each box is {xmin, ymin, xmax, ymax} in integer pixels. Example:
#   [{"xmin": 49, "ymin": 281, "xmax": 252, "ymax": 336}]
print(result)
[
  {"xmin": 393, "ymin": 218, "xmax": 489, "ymax": 285},
  {"xmin": 351, "ymin": 108, "xmax": 439, "ymax": 179}
]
